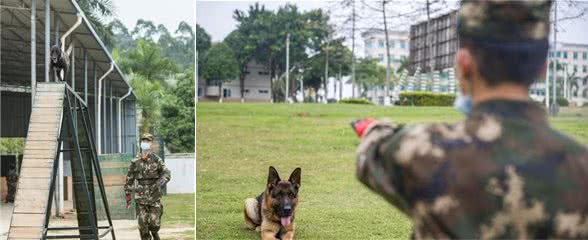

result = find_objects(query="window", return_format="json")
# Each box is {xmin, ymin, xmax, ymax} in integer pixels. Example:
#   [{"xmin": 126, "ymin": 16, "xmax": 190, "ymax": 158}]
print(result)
[
  {"xmin": 259, "ymin": 89, "xmax": 269, "ymax": 94},
  {"xmin": 573, "ymin": 51, "xmax": 578, "ymax": 60},
  {"xmin": 223, "ymin": 88, "xmax": 232, "ymax": 98},
  {"xmin": 574, "ymin": 65, "xmax": 578, "ymax": 72},
  {"xmin": 400, "ymin": 40, "xmax": 406, "ymax": 49},
  {"xmin": 564, "ymin": 51, "xmax": 568, "ymax": 59},
  {"xmin": 366, "ymin": 40, "xmax": 373, "ymax": 49},
  {"xmin": 549, "ymin": 51, "xmax": 553, "ymax": 58},
  {"xmin": 390, "ymin": 40, "xmax": 395, "ymax": 49},
  {"xmin": 583, "ymin": 52, "xmax": 587, "ymax": 60},
  {"xmin": 556, "ymin": 51, "xmax": 561, "ymax": 58},
  {"xmin": 245, "ymin": 89, "xmax": 250, "ymax": 93},
  {"xmin": 198, "ymin": 87, "xmax": 202, "ymax": 97},
  {"xmin": 378, "ymin": 40, "xmax": 384, "ymax": 48},
  {"xmin": 583, "ymin": 65, "xmax": 587, "ymax": 73}
]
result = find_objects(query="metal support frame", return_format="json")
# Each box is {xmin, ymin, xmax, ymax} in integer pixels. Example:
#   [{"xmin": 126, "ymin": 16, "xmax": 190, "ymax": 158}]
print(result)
[
  {"xmin": 31, "ymin": 0, "xmax": 37, "ymax": 104},
  {"xmin": 60, "ymin": 14, "xmax": 81, "ymax": 52},
  {"xmin": 45, "ymin": 0, "xmax": 50, "ymax": 82},
  {"xmin": 118, "ymin": 88, "xmax": 132, "ymax": 153},
  {"xmin": 84, "ymin": 49, "xmax": 88, "ymax": 102},
  {"xmin": 43, "ymin": 83, "xmax": 115, "ymax": 239},
  {"xmin": 97, "ymin": 63, "xmax": 113, "ymax": 154},
  {"xmin": 110, "ymin": 85, "xmax": 114, "ymax": 153}
]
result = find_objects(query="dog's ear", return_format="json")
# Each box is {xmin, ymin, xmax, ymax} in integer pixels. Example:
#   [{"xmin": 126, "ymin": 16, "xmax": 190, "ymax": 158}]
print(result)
[
  {"xmin": 267, "ymin": 166, "xmax": 280, "ymax": 187},
  {"xmin": 288, "ymin": 168, "xmax": 301, "ymax": 188}
]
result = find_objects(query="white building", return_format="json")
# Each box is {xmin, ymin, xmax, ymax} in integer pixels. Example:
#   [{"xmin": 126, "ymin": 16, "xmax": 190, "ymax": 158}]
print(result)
[
  {"xmin": 198, "ymin": 61, "xmax": 272, "ymax": 102},
  {"xmin": 550, "ymin": 42, "xmax": 588, "ymax": 78},
  {"xmin": 362, "ymin": 29, "xmax": 410, "ymax": 69}
]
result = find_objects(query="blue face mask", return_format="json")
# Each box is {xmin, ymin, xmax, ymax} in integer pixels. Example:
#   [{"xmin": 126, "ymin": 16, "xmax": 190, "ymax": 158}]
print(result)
[
  {"xmin": 140, "ymin": 142, "xmax": 151, "ymax": 151},
  {"xmin": 454, "ymin": 91, "xmax": 472, "ymax": 115}
]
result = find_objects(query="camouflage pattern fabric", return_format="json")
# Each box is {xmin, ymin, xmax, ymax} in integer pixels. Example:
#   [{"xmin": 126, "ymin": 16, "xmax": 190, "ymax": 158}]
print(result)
[
  {"xmin": 356, "ymin": 100, "xmax": 588, "ymax": 239},
  {"xmin": 6, "ymin": 168, "xmax": 18, "ymax": 203},
  {"xmin": 125, "ymin": 152, "xmax": 171, "ymax": 240},
  {"xmin": 137, "ymin": 204, "xmax": 164, "ymax": 240},
  {"xmin": 458, "ymin": 0, "xmax": 552, "ymax": 42}
]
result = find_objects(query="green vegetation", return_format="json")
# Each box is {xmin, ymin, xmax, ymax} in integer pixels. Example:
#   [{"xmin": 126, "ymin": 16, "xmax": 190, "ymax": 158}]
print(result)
[
  {"xmin": 338, "ymin": 98, "xmax": 373, "ymax": 105},
  {"xmin": 398, "ymin": 92, "xmax": 456, "ymax": 106},
  {"xmin": 161, "ymin": 194, "xmax": 195, "ymax": 240},
  {"xmin": 196, "ymin": 103, "xmax": 588, "ymax": 239}
]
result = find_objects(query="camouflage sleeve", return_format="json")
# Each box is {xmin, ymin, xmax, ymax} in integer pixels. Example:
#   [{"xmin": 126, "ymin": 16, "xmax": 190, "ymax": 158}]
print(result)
[
  {"xmin": 355, "ymin": 120, "xmax": 412, "ymax": 214},
  {"xmin": 158, "ymin": 158, "xmax": 171, "ymax": 182},
  {"xmin": 124, "ymin": 159, "xmax": 137, "ymax": 194}
]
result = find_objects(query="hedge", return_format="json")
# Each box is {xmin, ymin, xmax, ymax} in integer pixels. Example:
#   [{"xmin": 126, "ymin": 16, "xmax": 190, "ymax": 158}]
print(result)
[
  {"xmin": 338, "ymin": 98, "xmax": 373, "ymax": 105},
  {"xmin": 398, "ymin": 92, "xmax": 456, "ymax": 106},
  {"xmin": 556, "ymin": 97, "xmax": 569, "ymax": 107}
]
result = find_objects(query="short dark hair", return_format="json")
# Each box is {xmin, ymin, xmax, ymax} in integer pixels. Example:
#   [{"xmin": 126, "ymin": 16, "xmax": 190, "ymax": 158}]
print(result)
[{"xmin": 458, "ymin": 37, "xmax": 548, "ymax": 87}]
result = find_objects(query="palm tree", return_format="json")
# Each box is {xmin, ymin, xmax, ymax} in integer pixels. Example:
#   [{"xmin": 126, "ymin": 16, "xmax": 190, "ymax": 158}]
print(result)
[
  {"xmin": 130, "ymin": 74, "xmax": 163, "ymax": 134},
  {"xmin": 77, "ymin": 0, "xmax": 115, "ymax": 47}
]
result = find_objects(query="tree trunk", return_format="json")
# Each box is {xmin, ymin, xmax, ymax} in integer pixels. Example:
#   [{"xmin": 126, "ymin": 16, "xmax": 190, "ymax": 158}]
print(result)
[
  {"xmin": 219, "ymin": 81, "xmax": 223, "ymax": 103},
  {"xmin": 240, "ymin": 71, "xmax": 245, "ymax": 103}
]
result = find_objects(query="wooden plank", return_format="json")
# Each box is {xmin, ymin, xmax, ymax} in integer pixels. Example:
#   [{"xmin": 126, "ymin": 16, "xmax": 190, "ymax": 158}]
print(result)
[
  {"xmin": 24, "ymin": 144, "xmax": 57, "ymax": 151},
  {"xmin": 10, "ymin": 213, "xmax": 45, "ymax": 227},
  {"xmin": 25, "ymin": 135, "xmax": 59, "ymax": 141},
  {"xmin": 20, "ymin": 167, "xmax": 52, "ymax": 177},
  {"xmin": 23, "ymin": 149, "xmax": 55, "ymax": 156},
  {"xmin": 21, "ymin": 160, "xmax": 53, "ymax": 168},
  {"xmin": 17, "ymin": 178, "xmax": 50, "ymax": 190},
  {"xmin": 8, "ymin": 226, "xmax": 43, "ymax": 239}
]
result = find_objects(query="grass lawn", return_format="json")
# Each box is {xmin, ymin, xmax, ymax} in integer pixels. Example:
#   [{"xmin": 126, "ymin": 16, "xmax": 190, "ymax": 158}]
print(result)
[
  {"xmin": 162, "ymin": 193, "xmax": 195, "ymax": 239},
  {"xmin": 196, "ymin": 103, "xmax": 588, "ymax": 239}
]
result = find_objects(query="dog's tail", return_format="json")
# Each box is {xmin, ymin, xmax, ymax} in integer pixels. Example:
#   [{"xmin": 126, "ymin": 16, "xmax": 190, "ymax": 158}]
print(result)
[{"xmin": 244, "ymin": 198, "xmax": 260, "ymax": 230}]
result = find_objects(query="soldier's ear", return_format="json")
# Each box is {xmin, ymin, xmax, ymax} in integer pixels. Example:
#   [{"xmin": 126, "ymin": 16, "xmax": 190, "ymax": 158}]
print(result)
[
  {"xmin": 288, "ymin": 168, "xmax": 301, "ymax": 188},
  {"xmin": 267, "ymin": 166, "xmax": 280, "ymax": 187}
]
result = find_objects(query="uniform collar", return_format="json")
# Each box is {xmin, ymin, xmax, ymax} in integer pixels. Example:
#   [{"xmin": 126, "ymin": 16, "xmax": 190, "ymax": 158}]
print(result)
[{"xmin": 468, "ymin": 99, "xmax": 548, "ymax": 125}]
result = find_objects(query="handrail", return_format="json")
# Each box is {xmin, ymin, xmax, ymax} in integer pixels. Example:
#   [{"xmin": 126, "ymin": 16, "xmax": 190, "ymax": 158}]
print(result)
[
  {"xmin": 97, "ymin": 63, "xmax": 114, "ymax": 155},
  {"xmin": 118, "ymin": 87, "xmax": 132, "ymax": 153},
  {"xmin": 60, "ymin": 15, "xmax": 82, "ymax": 51},
  {"xmin": 64, "ymin": 83, "xmax": 87, "ymax": 107}
]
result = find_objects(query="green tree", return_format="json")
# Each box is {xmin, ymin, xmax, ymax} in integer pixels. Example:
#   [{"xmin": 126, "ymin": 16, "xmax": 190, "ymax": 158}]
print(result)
[
  {"xmin": 159, "ymin": 69, "xmax": 195, "ymax": 152},
  {"xmin": 202, "ymin": 43, "xmax": 239, "ymax": 102},
  {"xmin": 196, "ymin": 24, "xmax": 212, "ymax": 76},
  {"xmin": 119, "ymin": 39, "xmax": 178, "ymax": 82},
  {"xmin": 356, "ymin": 58, "xmax": 385, "ymax": 95},
  {"xmin": 130, "ymin": 74, "xmax": 163, "ymax": 134},
  {"xmin": 77, "ymin": 0, "xmax": 115, "ymax": 47}
]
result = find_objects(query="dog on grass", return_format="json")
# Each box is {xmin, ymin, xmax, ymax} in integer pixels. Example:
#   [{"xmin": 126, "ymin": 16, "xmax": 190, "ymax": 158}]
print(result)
[{"xmin": 244, "ymin": 166, "xmax": 301, "ymax": 240}]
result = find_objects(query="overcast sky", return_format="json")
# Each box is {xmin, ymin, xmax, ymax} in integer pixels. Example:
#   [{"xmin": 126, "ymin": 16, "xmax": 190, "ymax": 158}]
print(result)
[
  {"xmin": 112, "ymin": 0, "xmax": 195, "ymax": 32},
  {"xmin": 197, "ymin": 0, "xmax": 588, "ymax": 56}
]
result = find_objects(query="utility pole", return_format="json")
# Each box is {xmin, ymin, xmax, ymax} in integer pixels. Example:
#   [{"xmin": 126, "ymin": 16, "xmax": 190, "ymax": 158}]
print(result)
[
  {"xmin": 286, "ymin": 33, "xmax": 290, "ymax": 103},
  {"xmin": 351, "ymin": 0, "xmax": 357, "ymax": 98},
  {"xmin": 382, "ymin": 0, "xmax": 391, "ymax": 106},
  {"xmin": 551, "ymin": 0, "xmax": 558, "ymax": 115},
  {"xmin": 325, "ymin": 35, "xmax": 330, "ymax": 104}
]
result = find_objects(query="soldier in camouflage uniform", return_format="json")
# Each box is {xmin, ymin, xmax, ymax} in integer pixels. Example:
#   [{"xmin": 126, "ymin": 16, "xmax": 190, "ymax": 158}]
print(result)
[
  {"xmin": 5, "ymin": 164, "xmax": 18, "ymax": 203},
  {"xmin": 125, "ymin": 133, "xmax": 171, "ymax": 240},
  {"xmin": 353, "ymin": 1, "xmax": 588, "ymax": 239}
]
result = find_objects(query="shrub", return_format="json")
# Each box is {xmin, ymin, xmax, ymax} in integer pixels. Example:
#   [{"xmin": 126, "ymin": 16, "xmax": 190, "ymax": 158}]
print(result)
[
  {"xmin": 556, "ymin": 97, "xmax": 569, "ymax": 107},
  {"xmin": 339, "ymin": 98, "xmax": 373, "ymax": 105},
  {"xmin": 398, "ymin": 92, "xmax": 456, "ymax": 106}
]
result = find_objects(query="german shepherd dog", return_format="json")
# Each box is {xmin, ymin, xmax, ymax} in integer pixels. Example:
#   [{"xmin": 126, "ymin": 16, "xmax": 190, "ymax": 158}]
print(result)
[{"xmin": 244, "ymin": 166, "xmax": 301, "ymax": 240}]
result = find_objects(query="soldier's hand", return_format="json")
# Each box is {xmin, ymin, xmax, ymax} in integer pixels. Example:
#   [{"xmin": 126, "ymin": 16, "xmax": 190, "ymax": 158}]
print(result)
[
  {"xmin": 351, "ymin": 118, "xmax": 376, "ymax": 137},
  {"xmin": 125, "ymin": 193, "xmax": 131, "ymax": 208},
  {"xmin": 159, "ymin": 178, "xmax": 168, "ymax": 186}
]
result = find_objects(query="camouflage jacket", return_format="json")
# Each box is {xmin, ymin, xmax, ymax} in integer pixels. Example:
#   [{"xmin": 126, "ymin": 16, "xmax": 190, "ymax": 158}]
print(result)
[
  {"xmin": 124, "ymin": 152, "xmax": 171, "ymax": 206},
  {"xmin": 356, "ymin": 99, "xmax": 588, "ymax": 239}
]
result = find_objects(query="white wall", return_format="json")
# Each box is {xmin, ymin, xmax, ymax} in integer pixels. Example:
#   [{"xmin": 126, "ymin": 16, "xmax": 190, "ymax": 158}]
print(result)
[{"xmin": 166, "ymin": 153, "xmax": 195, "ymax": 194}]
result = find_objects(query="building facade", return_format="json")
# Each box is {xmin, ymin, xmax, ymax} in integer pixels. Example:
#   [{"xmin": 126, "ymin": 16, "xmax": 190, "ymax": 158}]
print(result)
[
  {"xmin": 198, "ymin": 61, "xmax": 272, "ymax": 102},
  {"xmin": 409, "ymin": 10, "xmax": 458, "ymax": 74},
  {"xmin": 550, "ymin": 42, "xmax": 588, "ymax": 78},
  {"xmin": 362, "ymin": 29, "xmax": 410, "ymax": 70}
]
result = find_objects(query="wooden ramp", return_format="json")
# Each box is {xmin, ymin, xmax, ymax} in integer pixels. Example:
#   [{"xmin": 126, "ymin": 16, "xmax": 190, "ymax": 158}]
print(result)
[{"xmin": 8, "ymin": 83, "xmax": 65, "ymax": 240}]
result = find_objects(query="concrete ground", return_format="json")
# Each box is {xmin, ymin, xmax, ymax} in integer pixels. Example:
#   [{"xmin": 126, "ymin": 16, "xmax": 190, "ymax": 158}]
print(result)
[{"xmin": 0, "ymin": 203, "xmax": 193, "ymax": 240}]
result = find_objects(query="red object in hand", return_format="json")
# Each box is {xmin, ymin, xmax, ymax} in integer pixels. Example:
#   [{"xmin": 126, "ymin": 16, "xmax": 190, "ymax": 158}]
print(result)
[
  {"xmin": 125, "ymin": 193, "xmax": 131, "ymax": 208},
  {"xmin": 351, "ymin": 118, "xmax": 376, "ymax": 137}
]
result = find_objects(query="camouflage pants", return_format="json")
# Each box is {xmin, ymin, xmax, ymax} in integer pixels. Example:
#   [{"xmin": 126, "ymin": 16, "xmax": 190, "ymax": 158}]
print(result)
[
  {"xmin": 137, "ymin": 203, "xmax": 163, "ymax": 240},
  {"xmin": 6, "ymin": 183, "xmax": 17, "ymax": 203}
]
